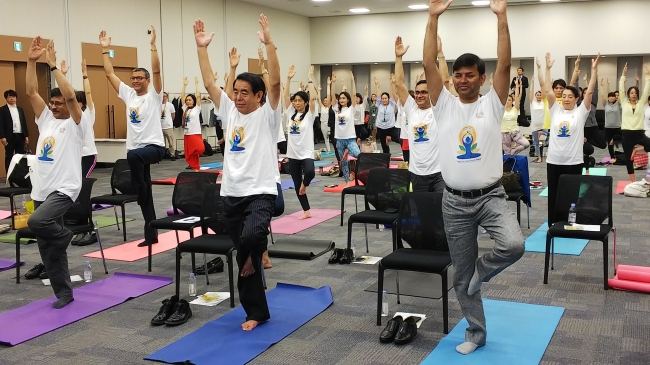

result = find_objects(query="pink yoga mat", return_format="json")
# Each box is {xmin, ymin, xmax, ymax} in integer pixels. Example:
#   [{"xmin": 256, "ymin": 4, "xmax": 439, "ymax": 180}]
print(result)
[
  {"xmin": 84, "ymin": 227, "xmax": 204, "ymax": 262},
  {"xmin": 389, "ymin": 164, "xmax": 399, "ymax": 169},
  {"xmin": 323, "ymin": 181, "xmax": 361, "ymax": 193},
  {"xmin": 616, "ymin": 181, "xmax": 632, "ymax": 194},
  {"xmin": 152, "ymin": 177, "xmax": 176, "ymax": 185},
  {"xmin": 0, "ymin": 210, "xmax": 12, "ymax": 220},
  {"xmin": 617, "ymin": 268, "xmax": 650, "ymax": 283},
  {"xmin": 270, "ymin": 209, "xmax": 341, "ymax": 235}
]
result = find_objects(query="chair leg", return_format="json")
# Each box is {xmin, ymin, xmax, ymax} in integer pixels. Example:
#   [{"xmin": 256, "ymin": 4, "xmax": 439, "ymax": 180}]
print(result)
[
  {"xmin": 10, "ymin": 196, "xmax": 15, "ymax": 230},
  {"xmin": 354, "ymin": 195, "xmax": 358, "ymax": 213},
  {"xmin": 526, "ymin": 204, "xmax": 530, "ymax": 229},
  {"xmin": 113, "ymin": 206, "xmax": 120, "ymax": 231},
  {"xmin": 551, "ymin": 238, "xmax": 555, "ymax": 270},
  {"xmin": 377, "ymin": 263, "xmax": 385, "ymax": 326},
  {"xmin": 396, "ymin": 270, "xmax": 401, "ymax": 304},
  {"xmin": 94, "ymin": 225, "xmax": 108, "ymax": 274},
  {"xmin": 269, "ymin": 225, "xmax": 275, "ymax": 245},
  {"xmin": 340, "ymin": 194, "xmax": 345, "ymax": 226},
  {"xmin": 204, "ymin": 253, "xmax": 210, "ymax": 285},
  {"xmin": 516, "ymin": 199, "xmax": 521, "ymax": 226},
  {"xmin": 442, "ymin": 270, "xmax": 449, "ymax": 334},
  {"xmin": 120, "ymin": 205, "xmax": 127, "ymax": 241},
  {"xmin": 543, "ymin": 234, "xmax": 551, "ymax": 284},
  {"xmin": 175, "ymin": 248, "xmax": 181, "ymax": 297},
  {"xmin": 148, "ymin": 242, "xmax": 152, "ymax": 272},
  {"xmin": 603, "ymin": 237, "xmax": 609, "ymax": 290},
  {"xmin": 227, "ymin": 252, "xmax": 235, "ymax": 308},
  {"xmin": 364, "ymin": 224, "xmax": 369, "ymax": 253},
  {"xmin": 347, "ymin": 220, "xmax": 354, "ymax": 250},
  {"xmin": 15, "ymin": 232, "xmax": 20, "ymax": 284}
]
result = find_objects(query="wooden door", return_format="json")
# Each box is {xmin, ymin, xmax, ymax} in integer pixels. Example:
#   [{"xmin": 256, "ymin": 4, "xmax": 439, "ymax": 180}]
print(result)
[
  {"xmin": 0, "ymin": 62, "xmax": 15, "ymax": 177},
  {"xmin": 87, "ymin": 66, "xmax": 110, "ymax": 138},
  {"xmin": 108, "ymin": 68, "xmax": 133, "ymax": 139}
]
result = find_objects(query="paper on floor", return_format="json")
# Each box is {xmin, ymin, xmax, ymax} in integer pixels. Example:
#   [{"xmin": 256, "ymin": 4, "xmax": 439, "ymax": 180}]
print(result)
[
  {"xmin": 394, "ymin": 312, "xmax": 427, "ymax": 328},
  {"xmin": 42, "ymin": 275, "xmax": 83, "ymax": 286},
  {"xmin": 189, "ymin": 292, "xmax": 231, "ymax": 306},
  {"xmin": 564, "ymin": 224, "xmax": 600, "ymax": 231},
  {"xmin": 352, "ymin": 256, "xmax": 382, "ymax": 265}
]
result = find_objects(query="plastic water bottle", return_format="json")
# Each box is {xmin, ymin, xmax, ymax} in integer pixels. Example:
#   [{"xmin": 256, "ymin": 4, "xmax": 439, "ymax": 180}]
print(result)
[
  {"xmin": 188, "ymin": 273, "xmax": 197, "ymax": 297},
  {"xmin": 381, "ymin": 290, "xmax": 389, "ymax": 317},
  {"xmin": 379, "ymin": 225, "xmax": 385, "ymax": 232},
  {"xmin": 350, "ymin": 238, "xmax": 357, "ymax": 259},
  {"xmin": 83, "ymin": 261, "xmax": 92, "ymax": 282},
  {"xmin": 568, "ymin": 203, "xmax": 577, "ymax": 225}
]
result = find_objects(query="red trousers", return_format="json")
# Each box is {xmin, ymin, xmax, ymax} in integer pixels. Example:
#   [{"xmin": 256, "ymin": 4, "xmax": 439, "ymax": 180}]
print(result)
[{"xmin": 184, "ymin": 134, "xmax": 205, "ymax": 170}]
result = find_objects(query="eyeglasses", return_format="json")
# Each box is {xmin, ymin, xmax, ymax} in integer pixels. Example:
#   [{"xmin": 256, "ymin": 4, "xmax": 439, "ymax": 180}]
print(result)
[
  {"xmin": 48, "ymin": 101, "xmax": 65, "ymax": 107},
  {"xmin": 130, "ymin": 76, "xmax": 147, "ymax": 81},
  {"xmin": 414, "ymin": 90, "xmax": 429, "ymax": 96}
]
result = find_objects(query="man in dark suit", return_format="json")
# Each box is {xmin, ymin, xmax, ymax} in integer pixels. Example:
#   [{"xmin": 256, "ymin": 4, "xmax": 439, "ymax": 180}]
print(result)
[
  {"xmin": 0, "ymin": 89, "xmax": 29, "ymax": 174},
  {"xmin": 510, "ymin": 67, "xmax": 529, "ymax": 117}
]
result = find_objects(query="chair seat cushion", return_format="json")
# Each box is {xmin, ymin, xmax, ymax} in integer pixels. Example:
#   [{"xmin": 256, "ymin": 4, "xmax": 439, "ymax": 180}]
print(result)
[
  {"xmin": 0, "ymin": 187, "xmax": 31, "ymax": 197},
  {"xmin": 91, "ymin": 194, "xmax": 138, "ymax": 205},
  {"xmin": 150, "ymin": 215, "xmax": 209, "ymax": 231},
  {"xmin": 381, "ymin": 248, "xmax": 452, "ymax": 273},
  {"xmin": 349, "ymin": 210, "xmax": 398, "ymax": 225},
  {"xmin": 506, "ymin": 191, "xmax": 525, "ymax": 201},
  {"xmin": 342, "ymin": 186, "xmax": 365, "ymax": 195},
  {"xmin": 548, "ymin": 221, "xmax": 613, "ymax": 240},
  {"xmin": 178, "ymin": 234, "xmax": 234, "ymax": 254}
]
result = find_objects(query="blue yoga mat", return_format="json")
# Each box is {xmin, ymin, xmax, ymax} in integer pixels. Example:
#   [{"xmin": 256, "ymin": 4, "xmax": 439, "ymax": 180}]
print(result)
[
  {"xmin": 146, "ymin": 283, "xmax": 333, "ymax": 365},
  {"xmin": 314, "ymin": 160, "xmax": 334, "ymax": 167},
  {"xmin": 200, "ymin": 162, "xmax": 223, "ymax": 170},
  {"xmin": 539, "ymin": 168, "xmax": 607, "ymax": 197},
  {"xmin": 321, "ymin": 151, "xmax": 335, "ymax": 157},
  {"xmin": 525, "ymin": 221, "xmax": 589, "ymax": 255},
  {"xmin": 280, "ymin": 179, "xmax": 321, "ymax": 190},
  {"xmin": 421, "ymin": 299, "xmax": 564, "ymax": 365}
]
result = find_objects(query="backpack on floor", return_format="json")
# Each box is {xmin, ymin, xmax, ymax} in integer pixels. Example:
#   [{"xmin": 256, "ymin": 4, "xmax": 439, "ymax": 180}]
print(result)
[
  {"xmin": 202, "ymin": 139, "xmax": 214, "ymax": 156},
  {"xmin": 624, "ymin": 181, "xmax": 649, "ymax": 198}
]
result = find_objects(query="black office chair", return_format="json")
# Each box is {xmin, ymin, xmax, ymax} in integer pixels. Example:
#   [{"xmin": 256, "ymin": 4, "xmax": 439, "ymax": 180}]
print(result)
[
  {"xmin": 15, "ymin": 178, "xmax": 108, "ymax": 283},
  {"xmin": 0, "ymin": 155, "xmax": 32, "ymax": 229},
  {"xmin": 346, "ymin": 168, "xmax": 410, "ymax": 253},
  {"xmin": 376, "ymin": 192, "xmax": 451, "ymax": 333},
  {"xmin": 340, "ymin": 153, "xmax": 390, "ymax": 226},
  {"xmin": 543, "ymin": 175, "xmax": 614, "ymax": 290},
  {"xmin": 148, "ymin": 172, "xmax": 218, "ymax": 272},
  {"xmin": 174, "ymin": 184, "xmax": 235, "ymax": 307},
  {"xmin": 90, "ymin": 159, "xmax": 138, "ymax": 241}
]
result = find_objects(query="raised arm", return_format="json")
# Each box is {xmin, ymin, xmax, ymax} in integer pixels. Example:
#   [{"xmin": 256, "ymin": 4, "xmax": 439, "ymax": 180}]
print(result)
[
  {"xmin": 640, "ymin": 64, "xmax": 650, "ymax": 105},
  {"xmin": 181, "ymin": 77, "xmax": 188, "ymax": 106},
  {"xmin": 529, "ymin": 74, "xmax": 535, "ymax": 103},
  {"xmin": 534, "ymin": 57, "xmax": 545, "ymax": 103},
  {"xmin": 46, "ymin": 41, "xmax": 82, "ymax": 124},
  {"xmin": 545, "ymin": 52, "xmax": 556, "ymax": 108},
  {"xmin": 390, "ymin": 74, "xmax": 398, "ymax": 101},
  {"xmin": 195, "ymin": 77, "xmax": 202, "ymax": 106},
  {"xmin": 423, "ymin": 0, "xmax": 451, "ymax": 105},
  {"xmin": 81, "ymin": 59, "xmax": 94, "ymax": 111},
  {"xmin": 150, "ymin": 26, "xmax": 162, "ymax": 94},
  {"xmin": 349, "ymin": 71, "xmax": 357, "ymax": 106},
  {"xmin": 257, "ymin": 14, "xmax": 280, "ymax": 110},
  {"xmin": 438, "ymin": 36, "xmax": 450, "ymax": 89},
  {"xmin": 330, "ymin": 74, "xmax": 337, "ymax": 105},
  {"xmin": 491, "ymin": 0, "xmax": 511, "ymax": 104},
  {"xmin": 99, "ymin": 31, "xmax": 122, "ymax": 92},
  {"xmin": 599, "ymin": 78, "xmax": 606, "ymax": 106},
  {"xmin": 316, "ymin": 84, "xmax": 324, "ymax": 109},
  {"xmin": 394, "ymin": 36, "xmax": 410, "ymax": 106},
  {"xmin": 619, "ymin": 63, "xmax": 628, "ymax": 104},
  {"xmin": 257, "ymin": 47, "xmax": 270, "ymax": 96},
  {"xmin": 582, "ymin": 54, "xmax": 600, "ymax": 111},
  {"xmin": 25, "ymin": 37, "xmax": 47, "ymax": 118},
  {"xmin": 284, "ymin": 65, "xmax": 295, "ymax": 108},
  {"xmin": 513, "ymin": 78, "xmax": 522, "ymax": 108},
  {"xmin": 374, "ymin": 77, "xmax": 380, "ymax": 99},
  {"xmin": 307, "ymin": 66, "xmax": 317, "ymax": 112},
  {"xmin": 569, "ymin": 55, "xmax": 580, "ymax": 87},
  {"xmin": 194, "ymin": 19, "xmax": 223, "ymax": 109},
  {"xmin": 636, "ymin": 75, "xmax": 640, "ymax": 89},
  {"xmin": 225, "ymin": 47, "xmax": 240, "ymax": 100}
]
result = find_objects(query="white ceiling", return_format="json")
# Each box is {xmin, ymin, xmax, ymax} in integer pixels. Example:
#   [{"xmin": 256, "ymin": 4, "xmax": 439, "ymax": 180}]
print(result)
[{"xmin": 238, "ymin": 0, "xmax": 604, "ymax": 18}]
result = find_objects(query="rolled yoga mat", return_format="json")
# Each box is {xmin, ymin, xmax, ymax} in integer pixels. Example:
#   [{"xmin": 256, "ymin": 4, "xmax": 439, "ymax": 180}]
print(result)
[
  {"xmin": 617, "ymin": 267, "xmax": 650, "ymax": 283},
  {"xmin": 617, "ymin": 264, "xmax": 650, "ymax": 273},
  {"xmin": 524, "ymin": 221, "xmax": 589, "ymax": 255},
  {"xmin": 609, "ymin": 275, "xmax": 650, "ymax": 293},
  {"xmin": 0, "ymin": 272, "xmax": 172, "ymax": 346},
  {"xmin": 267, "ymin": 239, "xmax": 334, "ymax": 260},
  {"xmin": 269, "ymin": 209, "xmax": 341, "ymax": 235},
  {"xmin": 145, "ymin": 283, "xmax": 334, "ymax": 365},
  {"xmin": 0, "ymin": 258, "xmax": 23, "ymax": 272}
]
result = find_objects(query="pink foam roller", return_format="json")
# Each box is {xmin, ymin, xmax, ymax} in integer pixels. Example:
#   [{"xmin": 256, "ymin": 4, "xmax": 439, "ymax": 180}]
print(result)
[
  {"xmin": 617, "ymin": 265, "xmax": 650, "ymax": 274},
  {"xmin": 608, "ymin": 276, "xmax": 650, "ymax": 293},
  {"xmin": 617, "ymin": 268, "xmax": 650, "ymax": 283}
]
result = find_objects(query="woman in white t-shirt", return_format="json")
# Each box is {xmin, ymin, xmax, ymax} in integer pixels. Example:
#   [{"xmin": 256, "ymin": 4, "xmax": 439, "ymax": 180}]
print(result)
[
  {"xmin": 501, "ymin": 80, "xmax": 529, "ymax": 155},
  {"xmin": 330, "ymin": 71, "xmax": 361, "ymax": 185},
  {"xmin": 353, "ymin": 92, "xmax": 368, "ymax": 142},
  {"xmin": 316, "ymin": 88, "xmax": 331, "ymax": 153},
  {"xmin": 544, "ymin": 52, "xmax": 599, "ymax": 225},
  {"xmin": 181, "ymin": 77, "xmax": 205, "ymax": 171},
  {"xmin": 396, "ymin": 100, "xmax": 409, "ymax": 162}
]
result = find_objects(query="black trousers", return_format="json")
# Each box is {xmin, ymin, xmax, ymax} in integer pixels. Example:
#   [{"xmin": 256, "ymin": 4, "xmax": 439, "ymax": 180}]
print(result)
[
  {"xmin": 546, "ymin": 163, "xmax": 582, "ymax": 226},
  {"xmin": 354, "ymin": 124, "xmax": 369, "ymax": 140},
  {"xmin": 402, "ymin": 148, "xmax": 410, "ymax": 163},
  {"xmin": 622, "ymin": 130, "xmax": 650, "ymax": 175},
  {"xmin": 376, "ymin": 127, "xmax": 401, "ymax": 154},
  {"xmin": 4, "ymin": 133, "xmax": 25, "ymax": 174},
  {"xmin": 126, "ymin": 145, "xmax": 166, "ymax": 241},
  {"xmin": 288, "ymin": 158, "xmax": 315, "ymax": 211},
  {"xmin": 216, "ymin": 126, "xmax": 225, "ymax": 156},
  {"xmin": 605, "ymin": 127, "xmax": 622, "ymax": 158},
  {"xmin": 222, "ymin": 194, "xmax": 275, "ymax": 322},
  {"xmin": 81, "ymin": 155, "xmax": 97, "ymax": 178},
  {"xmin": 411, "ymin": 172, "xmax": 446, "ymax": 193}
]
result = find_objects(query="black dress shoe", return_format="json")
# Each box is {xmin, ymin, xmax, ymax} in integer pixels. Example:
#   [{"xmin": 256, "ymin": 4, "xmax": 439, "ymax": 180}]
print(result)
[
  {"xmin": 195, "ymin": 257, "xmax": 224, "ymax": 275},
  {"xmin": 39, "ymin": 268, "xmax": 49, "ymax": 280},
  {"xmin": 379, "ymin": 315, "xmax": 403, "ymax": 343},
  {"xmin": 328, "ymin": 248, "xmax": 343, "ymax": 264},
  {"xmin": 165, "ymin": 299, "xmax": 192, "ymax": 326},
  {"xmin": 394, "ymin": 317, "xmax": 418, "ymax": 345},
  {"xmin": 71, "ymin": 233, "xmax": 84, "ymax": 245},
  {"xmin": 151, "ymin": 295, "xmax": 179, "ymax": 326},
  {"xmin": 137, "ymin": 237, "xmax": 159, "ymax": 247},
  {"xmin": 74, "ymin": 233, "xmax": 98, "ymax": 247},
  {"xmin": 339, "ymin": 248, "xmax": 353, "ymax": 264},
  {"xmin": 24, "ymin": 263, "xmax": 45, "ymax": 279}
]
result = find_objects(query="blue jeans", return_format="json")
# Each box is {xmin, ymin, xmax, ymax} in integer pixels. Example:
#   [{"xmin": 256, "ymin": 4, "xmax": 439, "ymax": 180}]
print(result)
[
  {"xmin": 336, "ymin": 138, "xmax": 360, "ymax": 182},
  {"xmin": 531, "ymin": 129, "xmax": 549, "ymax": 158}
]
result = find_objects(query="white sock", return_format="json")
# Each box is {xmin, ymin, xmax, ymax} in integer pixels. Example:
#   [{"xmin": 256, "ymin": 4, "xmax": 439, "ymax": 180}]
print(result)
[
  {"xmin": 456, "ymin": 341, "xmax": 480, "ymax": 355},
  {"xmin": 467, "ymin": 268, "xmax": 482, "ymax": 296}
]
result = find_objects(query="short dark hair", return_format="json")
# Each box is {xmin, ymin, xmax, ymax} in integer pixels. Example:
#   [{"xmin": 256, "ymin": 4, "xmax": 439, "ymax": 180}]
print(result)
[
  {"xmin": 4, "ymin": 89, "xmax": 17, "ymax": 99},
  {"xmin": 75, "ymin": 90, "xmax": 87, "ymax": 108},
  {"xmin": 607, "ymin": 92, "xmax": 617, "ymax": 98},
  {"xmin": 416, "ymin": 80, "xmax": 427, "ymax": 87},
  {"xmin": 552, "ymin": 79, "xmax": 567, "ymax": 90},
  {"xmin": 408, "ymin": 90, "xmax": 415, "ymax": 98},
  {"xmin": 381, "ymin": 92, "xmax": 390, "ymax": 99},
  {"xmin": 517, "ymin": 67, "xmax": 524, "ymax": 72},
  {"xmin": 355, "ymin": 92, "xmax": 363, "ymax": 102},
  {"xmin": 163, "ymin": 92, "xmax": 169, "ymax": 97},
  {"xmin": 564, "ymin": 85, "xmax": 580, "ymax": 98},
  {"xmin": 452, "ymin": 53, "xmax": 485, "ymax": 75},
  {"xmin": 338, "ymin": 91, "xmax": 352, "ymax": 109},
  {"xmin": 290, "ymin": 91, "xmax": 310, "ymax": 122},
  {"xmin": 185, "ymin": 94, "xmax": 197, "ymax": 106},
  {"xmin": 50, "ymin": 88, "xmax": 63, "ymax": 98},
  {"xmin": 132, "ymin": 68, "xmax": 150, "ymax": 79},
  {"xmin": 627, "ymin": 86, "xmax": 640, "ymax": 99},
  {"xmin": 234, "ymin": 72, "xmax": 266, "ymax": 98}
]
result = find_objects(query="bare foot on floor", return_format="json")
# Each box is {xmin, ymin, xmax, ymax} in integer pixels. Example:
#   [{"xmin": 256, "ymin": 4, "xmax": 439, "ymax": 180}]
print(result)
[
  {"xmin": 298, "ymin": 211, "xmax": 312, "ymax": 220},
  {"xmin": 240, "ymin": 255, "xmax": 255, "ymax": 277},
  {"xmin": 299, "ymin": 183, "xmax": 307, "ymax": 195},
  {"xmin": 242, "ymin": 319, "xmax": 260, "ymax": 331},
  {"xmin": 262, "ymin": 251, "xmax": 272, "ymax": 269}
]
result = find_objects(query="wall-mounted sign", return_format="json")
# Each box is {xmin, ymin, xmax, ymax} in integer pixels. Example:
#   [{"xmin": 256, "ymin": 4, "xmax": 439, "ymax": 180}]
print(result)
[
  {"xmin": 108, "ymin": 50, "xmax": 115, "ymax": 58},
  {"xmin": 13, "ymin": 42, "xmax": 21, "ymax": 52}
]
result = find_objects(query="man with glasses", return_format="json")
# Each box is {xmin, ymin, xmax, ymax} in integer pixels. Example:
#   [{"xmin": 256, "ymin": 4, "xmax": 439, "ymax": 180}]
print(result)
[
  {"xmin": 393, "ymin": 36, "xmax": 445, "ymax": 192},
  {"xmin": 100, "ymin": 27, "xmax": 166, "ymax": 247}
]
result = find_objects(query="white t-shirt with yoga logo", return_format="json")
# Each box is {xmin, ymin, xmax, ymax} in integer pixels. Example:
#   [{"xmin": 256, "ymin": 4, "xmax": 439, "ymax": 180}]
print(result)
[
  {"xmin": 161, "ymin": 102, "xmax": 174, "ymax": 130},
  {"xmin": 284, "ymin": 105, "xmax": 314, "ymax": 160},
  {"xmin": 216, "ymin": 92, "xmax": 280, "ymax": 197},
  {"xmin": 530, "ymin": 99, "xmax": 545, "ymax": 131},
  {"xmin": 433, "ymin": 87, "xmax": 506, "ymax": 190},
  {"xmin": 546, "ymin": 102, "xmax": 589, "ymax": 166},
  {"xmin": 181, "ymin": 105, "xmax": 202, "ymax": 135},
  {"xmin": 403, "ymin": 96, "xmax": 440, "ymax": 176},
  {"xmin": 82, "ymin": 104, "xmax": 98, "ymax": 156},
  {"xmin": 118, "ymin": 82, "xmax": 165, "ymax": 150},
  {"xmin": 32, "ymin": 108, "xmax": 86, "ymax": 202},
  {"xmin": 332, "ymin": 104, "xmax": 356, "ymax": 139}
]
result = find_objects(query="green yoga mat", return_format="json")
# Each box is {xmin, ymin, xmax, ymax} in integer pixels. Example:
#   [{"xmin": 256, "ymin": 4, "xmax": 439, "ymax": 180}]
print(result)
[
  {"xmin": 539, "ymin": 168, "xmax": 607, "ymax": 197},
  {"xmin": 0, "ymin": 216, "xmax": 134, "ymax": 244}
]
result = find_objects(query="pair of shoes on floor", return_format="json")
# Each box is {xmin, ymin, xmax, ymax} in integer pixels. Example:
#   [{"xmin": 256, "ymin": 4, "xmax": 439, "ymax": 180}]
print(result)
[
  {"xmin": 327, "ymin": 166, "xmax": 340, "ymax": 177},
  {"xmin": 39, "ymin": 267, "xmax": 48, "ymax": 279},
  {"xmin": 379, "ymin": 315, "xmax": 419, "ymax": 345},
  {"xmin": 195, "ymin": 257, "xmax": 224, "ymax": 275},
  {"xmin": 24, "ymin": 263, "xmax": 45, "ymax": 279},
  {"xmin": 71, "ymin": 233, "xmax": 98, "ymax": 247},
  {"xmin": 328, "ymin": 248, "xmax": 354, "ymax": 264},
  {"xmin": 151, "ymin": 295, "xmax": 193, "ymax": 326}
]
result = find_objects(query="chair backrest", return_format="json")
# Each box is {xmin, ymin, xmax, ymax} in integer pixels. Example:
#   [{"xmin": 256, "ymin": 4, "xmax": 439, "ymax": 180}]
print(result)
[
  {"xmin": 355, "ymin": 153, "xmax": 391, "ymax": 185},
  {"xmin": 172, "ymin": 172, "xmax": 218, "ymax": 216},
  {"xmin": 554, "ymin": 175, "xmax": 613, "ymax": 225},
  {"xmin": 111, "ymin": 159, "xmax": 136, "ymax": 195},
  {"xmin": 364, "ymin": 168, "xmax": 410, "ymax": 212},
  {"xmin": 397, "ymin": 192, "xmax": 448, "ymax": 252},
  {"xmin": 200, "ymin": 183, "xmax": 227, "ymax": 234},
  {"xmin": 63, "ymin": 178, "xmax": 97, "ymax": 226},
  {"xmin": 8, "ymin": 156, "xmax": 31, "ymax": 188}
]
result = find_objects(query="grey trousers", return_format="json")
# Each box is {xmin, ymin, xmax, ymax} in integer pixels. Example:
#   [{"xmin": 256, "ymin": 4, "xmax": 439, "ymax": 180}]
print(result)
[
  {"xmin": 411, "ymin": 171, "xmax": 446, "ymax": 193},
  {"xmin": 29, "ymin": 191, "xmax": 75, "ymax": 299},
  {"xmin": 442, "ymin": 185, "xmax": 524, "ymax": 345}
]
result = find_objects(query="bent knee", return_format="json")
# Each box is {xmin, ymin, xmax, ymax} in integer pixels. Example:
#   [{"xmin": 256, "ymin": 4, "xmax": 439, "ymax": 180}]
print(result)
[{"xmin": 505, "ymin": 240, "xmax": 525, "ymax": 261}]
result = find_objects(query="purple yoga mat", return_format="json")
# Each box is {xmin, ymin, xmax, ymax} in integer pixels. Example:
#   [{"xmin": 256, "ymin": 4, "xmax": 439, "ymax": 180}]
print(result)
[
  {"xmin": 0, "ymin": 272, "xmax": 172, "ymax": 346},
  {"xmin": 92, "ymin": 203, "xmax": 113, "ymax": 211},
  {"xmin": 0, "ymin": 258, "xmax": 23, "ymax": 271}
]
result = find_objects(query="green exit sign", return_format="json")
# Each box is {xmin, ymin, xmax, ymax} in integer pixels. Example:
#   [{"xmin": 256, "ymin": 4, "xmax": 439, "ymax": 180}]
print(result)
[{"xmin": 13, "ymin": 42, "xmax": 21, "ymax": 52}]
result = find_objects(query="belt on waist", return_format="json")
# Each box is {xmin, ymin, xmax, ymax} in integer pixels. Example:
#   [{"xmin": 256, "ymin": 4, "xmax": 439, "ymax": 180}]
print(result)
[{"xmin": 445, "ymin": 180, "xmax": 502, "ymax": 198}]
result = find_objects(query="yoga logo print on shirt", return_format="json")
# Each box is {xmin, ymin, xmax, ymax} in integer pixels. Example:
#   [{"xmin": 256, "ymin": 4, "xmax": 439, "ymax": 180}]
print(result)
[
  {"xmin": 129, "ymin": 107, "xmax": 142, "ymax": 124},
  {"xmin": 38, "ymin": 136, "xmax": 55, "ymax": 162},
  {"xmin": 557, "ymin": 121, "xmax": 571, "ymax": 137},
  {"xmin": 413, "ymin": 124, "xmax": 430, "ymax": 143},
  {"xmin": 289, "ymin": 119, "xmax": 301, "ymax": 135},
  {"xmin": 457, "ymin": 126, "xmax": 481, "ymax": 160},
  {"xmin": 338, "ymin": 113, "xmax": 347, "ymax": 125},
  {"xmin": 229, "ymin": 126, "xmax": 246, "ymax": 152}
]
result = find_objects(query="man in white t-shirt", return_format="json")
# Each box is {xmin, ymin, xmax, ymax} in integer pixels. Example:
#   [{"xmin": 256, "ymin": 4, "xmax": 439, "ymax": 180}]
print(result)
[
  {"xmin": 394, "ymin": 36, "xmax": 445, "ymax": 192},
  {"xmin": 25, "ymin": 37, "xmax": 86, "ymax": 309},
  {"xmin": 195, "ymin": 14, "xmax": 280, "ymax": 332},
  {"xmin": 424, "ymin": 0, "xmax": 524, "ymax": 355},
  {"xmin": 100, "ymin": 27, "xmax": 167, "ymax": 247},
  {"xmin": 161, "ymin": 92, "xmax": 176, "ymax": 160}
]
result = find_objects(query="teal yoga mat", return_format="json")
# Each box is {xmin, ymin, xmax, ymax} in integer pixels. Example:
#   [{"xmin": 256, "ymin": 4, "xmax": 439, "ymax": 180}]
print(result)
[
  {"xmin": 421, "ymin": 299, "xmax": 564, "ymax": 365},
  {"xmin": 525, "ymin": 221, "xmax": 589, "ymax": 255},
  {"xmin": 539, "ymin": 168, "xmax": 607, "ymax": 197}
]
